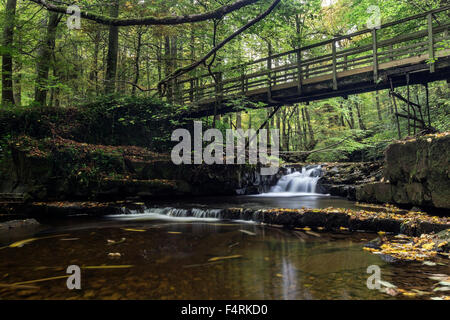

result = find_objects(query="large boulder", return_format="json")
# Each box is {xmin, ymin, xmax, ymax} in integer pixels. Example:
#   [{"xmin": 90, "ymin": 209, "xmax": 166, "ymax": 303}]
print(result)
[{"xmin": 357, "ymin": 133, "xmax": 450, "ymax": 209}]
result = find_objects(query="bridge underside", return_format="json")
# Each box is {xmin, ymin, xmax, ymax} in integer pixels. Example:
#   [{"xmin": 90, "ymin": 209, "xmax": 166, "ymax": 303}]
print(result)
[{"xmin": 183, "ymin": 53, "xmax": 450, "ymax": 119}]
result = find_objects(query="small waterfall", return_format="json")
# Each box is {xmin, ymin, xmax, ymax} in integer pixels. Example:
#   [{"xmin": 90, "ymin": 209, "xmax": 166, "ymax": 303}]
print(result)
[
  {"xmin": 109, "ymin": 207, "xmax": 226, "ymax": 221},
  {"xmin": 269, "ymin": 165, "xmax": 322, "ymax": 194},
  {"xmin": 165, "ymin": 207, "xmax": 223, "ymax": 219}
]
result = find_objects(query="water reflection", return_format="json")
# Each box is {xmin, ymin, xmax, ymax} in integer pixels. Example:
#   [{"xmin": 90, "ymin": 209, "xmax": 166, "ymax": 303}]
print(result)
[{"xmin": 0, "ymin": 219, "xmax": 444, "ymax": 300}]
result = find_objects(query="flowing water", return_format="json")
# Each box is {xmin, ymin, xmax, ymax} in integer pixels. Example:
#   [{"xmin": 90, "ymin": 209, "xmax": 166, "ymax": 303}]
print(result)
[
  {"xmin": 0, "ymin": 168, "xmax": 447, "ymax": 300},
  {"xmin": 266, "ymin": 166, "xmax": 324, "ymax": 196}
]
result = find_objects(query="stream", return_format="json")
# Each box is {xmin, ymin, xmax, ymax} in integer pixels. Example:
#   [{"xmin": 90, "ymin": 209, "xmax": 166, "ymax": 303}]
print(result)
[{"xmin": 0, "ymin": 166, "xmax": 447, "ymax": 300}]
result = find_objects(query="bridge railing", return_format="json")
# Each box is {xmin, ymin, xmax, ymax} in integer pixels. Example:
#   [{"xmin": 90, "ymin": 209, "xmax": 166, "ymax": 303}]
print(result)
[{"xmin": 172, "ymin": 6, "xmax": 450, "ymax": 106}]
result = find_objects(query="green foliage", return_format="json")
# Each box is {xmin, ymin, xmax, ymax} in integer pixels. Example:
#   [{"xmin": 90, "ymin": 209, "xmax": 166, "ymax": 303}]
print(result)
[
  {"xmin": 0, "ymin": 94, "xmax": 190, "ymax": 152},
  {"xmin": 1, "ymin": 0, "xmax": 449, "ymax": 164}
]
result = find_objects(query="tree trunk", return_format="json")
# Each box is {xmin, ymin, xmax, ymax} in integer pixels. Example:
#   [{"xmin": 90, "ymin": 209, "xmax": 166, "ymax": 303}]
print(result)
[
  {"xmin": 304, "ymin": 107, "xmax": 315, "ymax": 148},
  {"xmin": 375, "ymin": 91, "xmax": 382, "ymax": 120},
  {"xmin": 35, "ymin": 12, "xmax": 60, "ymax": 106},
  {"xmin": 296, "ymin": 106, "xmax": 303, "ymax": 149},
  {"xmin": 2, "ymin": 0, "xmax": 17, "ymax": 106},
  {"xmin": 164, "ymin": 35, "xmax": 173, "ymax": 102},
  {"xmin": 301, "ymin": 107, "xmax": 307, "ymax": 146},
  {"xmin": 105, "ymin": 0, "xmax": 120, "ymax": 94},
  {"xmin": 281, "ymin": 108, "xmax": 287, "ymax": 151},
  {"xmin": 90, "ymin": 29, "xmax": 101, "ymax": 96},
  {"xmin": 13, "ymin": 60, "xmax": 21, "ymax": 106},
  {"xmin": 355, "ymin": 103, "xmax": 366, "ymax": 130},
  {"xmin": 132, "ymin": 29, "xmax": 143, "ymax": 95},
  {"xmin": 236, "ymin": 112, "xmax": 242, "ymax": 129},
  {"xmin": 347, "ymin": 105, "xmax": 355, "ymax": 129}
]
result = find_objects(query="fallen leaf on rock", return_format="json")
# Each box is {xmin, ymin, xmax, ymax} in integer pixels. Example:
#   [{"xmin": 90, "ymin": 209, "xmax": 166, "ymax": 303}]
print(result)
[
  {"xmin": 422, "ymin": 243, "xmax": 435, "ymax": 250},
  {"xmin": 438, "ymin": 241, "xmax": 448, "ymax": 248}
]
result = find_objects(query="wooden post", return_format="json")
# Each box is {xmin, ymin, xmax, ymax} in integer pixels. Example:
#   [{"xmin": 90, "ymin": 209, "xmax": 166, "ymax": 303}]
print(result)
[
  {"xmin": 343, "ymin": 54, "xmax": 348, "ymax": 71},
  {"xmin": 389, "ymin": 44, "xmax": 394, "ymax": 61},
  {"xmin": 372, "ymin": 29, "xmax": 379, "ymax": 84},
  {"xmin": 332, "ymin": 41, "xmax": 337, "ymax": 90},
  {"xmin": 267, "ymin": 48, "xmax": 273, "ymax": 101},
  {"xmin": 428, "ymin": 13, "xmax": 435, "ymax": 73},
  {"xmin": 297, "ymin": 49, "xmax": 302, "ymax": 94}
]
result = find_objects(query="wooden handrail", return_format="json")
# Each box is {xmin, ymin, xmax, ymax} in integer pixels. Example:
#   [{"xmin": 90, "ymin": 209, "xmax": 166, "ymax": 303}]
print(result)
[{"xmin": 175, "ymin": 7, "xmax": 450, "ymax": 104}]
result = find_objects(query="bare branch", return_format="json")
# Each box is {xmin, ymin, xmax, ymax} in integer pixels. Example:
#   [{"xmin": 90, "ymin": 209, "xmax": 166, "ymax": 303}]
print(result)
[{"xmin": 158, "ymin": 0, "xmax": 281, "ymax": 90}]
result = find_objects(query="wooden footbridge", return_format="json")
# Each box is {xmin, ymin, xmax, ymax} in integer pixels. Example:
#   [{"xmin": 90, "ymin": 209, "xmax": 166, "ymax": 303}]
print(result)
[{"xmin": 168, "ymin": 7, "xmax": 450, "ymax": 118}]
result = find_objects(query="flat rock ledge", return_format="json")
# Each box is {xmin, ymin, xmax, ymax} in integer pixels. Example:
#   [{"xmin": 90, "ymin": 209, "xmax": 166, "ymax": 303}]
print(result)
[
  {"xmin": 0, "ymin": 218, "xmax": 40, "ymax": 231},
  {"xmin": 221, "ymin": 208, "xmax": 449, "ymax": 236},
  {"xmin": 28, "ymin": 202, "xmax": 449, "ymax": 237}
]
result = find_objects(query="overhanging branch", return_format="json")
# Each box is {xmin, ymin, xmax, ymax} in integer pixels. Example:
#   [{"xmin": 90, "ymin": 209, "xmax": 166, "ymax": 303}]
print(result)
[{"xmin": 158, "ymin": 0, "xmax": 281, "ymax": 90}]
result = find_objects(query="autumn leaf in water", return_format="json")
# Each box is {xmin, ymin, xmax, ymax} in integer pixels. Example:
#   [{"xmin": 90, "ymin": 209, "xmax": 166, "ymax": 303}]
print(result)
[
  {"xmin": 83, "ymin": 265, "xmax": 133, "ymax": 269},
  {"xmin": 9, "ymin": 234, "xmax": 70, "ymax": 248},
  {"xmin": 208, "ymin": 255, "xmax": 242, "ymax": 262},
  {"xmin": 122, "ymin": 228, "xmax": 146, "ymax": 232}
]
